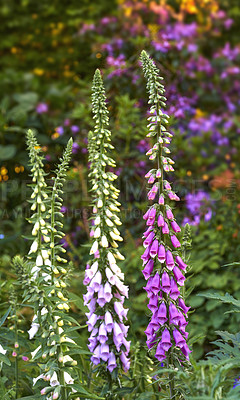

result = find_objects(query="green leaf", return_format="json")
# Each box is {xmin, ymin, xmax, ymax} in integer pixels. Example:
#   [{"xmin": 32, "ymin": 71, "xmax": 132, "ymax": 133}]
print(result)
[
  {"xmin": 70, "ymin": 384, "xmax": 104, "ymax": 399},
  {"xmin": 0, "ymin": 145, "xmax": 16, "ymax": 160},
  {"xmin": 0, "ymin": 353, "xmax": 11, "ymax": 366},
  {"xmin": 0, "ymin": 306, "xmax": 11, "ymax": 327}
]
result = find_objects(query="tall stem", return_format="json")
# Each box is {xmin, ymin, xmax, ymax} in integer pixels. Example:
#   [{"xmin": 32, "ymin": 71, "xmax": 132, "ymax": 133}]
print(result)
[
  {"xmin": 14, "ymin": 312, "xmax": 19, "ymax": 399},
  {"xmin": 51, "ymin": 183, "xmax": 67, "ymax": 400}
]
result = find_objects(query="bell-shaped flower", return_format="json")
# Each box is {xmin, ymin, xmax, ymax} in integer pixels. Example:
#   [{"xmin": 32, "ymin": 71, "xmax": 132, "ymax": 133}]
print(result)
[
  {"xmin": 100, "ymin": 343, "xmax": 110, "ymax": 361},
  {"xmin": 157, "ymin": 302, "xmax": 168, "ymax": 325},
  {"xmin": 160, "ymin": 328, "xmax": 172, "ymax": 351},
  {"xmin": 175, "ymin": 255, "xmax": 187, "ymax": 270},
  {"xmin": 155, "ymin": 342, "xmax": 166, "ymax": 362},
  {"xmin": 161, "ymin": 271, "xmax": 171, "ymax": 294},
  {"xmin": 150, "ymin": 239, "xmax": 159, "ymax": 258},
  {"xmin": 169, "ymin": 302, "xmax": 181, "ymax": 325},
  {"xmin": 171, "ymin": 235, "xmax": 181, "ymax": 248},
  {"xmin": 166, "ymin": 250, "xmax": 175, "ymax": 270},
  {"xmin": 171, "ymin": 220, "xmax": 181, "ymax": 233},
  {"xmin": 105, "ymin": 311, "xmax": 113, "ymax": 333},
  {"xmin": 158, "ymin": 244, "xmax": 166, "ymax": 263},
  {"xmin": 142, "ymin": 259, "xmax": 154, "ymax": 280},
  {"xmin": 91, "ymin": 345, "xmax": 101, "ymax": 365},
  {"xmin": 173, "ymin": 328, "xmax": 185, "ymax": 348},
  {"xmin": 108, "ymin": 352, "xmax": 117, "ymax": 372},
  {"xmin": 173, "ymin": 266, "xmax": 185, "ymax": 286}
]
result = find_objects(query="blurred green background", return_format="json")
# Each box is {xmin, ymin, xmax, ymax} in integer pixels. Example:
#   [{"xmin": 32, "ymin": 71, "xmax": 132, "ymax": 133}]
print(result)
[{"xmin": 1, "ymin": 0, "xmax": 240, "ymax": 360}]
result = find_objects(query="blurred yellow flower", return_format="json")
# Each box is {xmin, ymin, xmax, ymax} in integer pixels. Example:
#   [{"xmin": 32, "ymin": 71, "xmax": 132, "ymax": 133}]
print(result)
[
  {"xmin": 195, "ymin": 109, "xmax": 205, "ymax": 118},
  {"xmin": 52, "ymin": 132, "xmax": 60, "ymax": 140},
  {"xmin": 1, "ymin": 167, "xmax": 8, "ymax": 176},
  {"xmin": 33, "ymin": 68, "xmax": 44, "ymax": 76}
]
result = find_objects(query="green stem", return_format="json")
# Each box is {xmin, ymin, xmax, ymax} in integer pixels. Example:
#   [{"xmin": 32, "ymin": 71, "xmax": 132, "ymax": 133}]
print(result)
[
  {"xmin": 14, "ymin": 311, "xmax": 19, "ymax": 399},
  {"xmin": 51, "ymin": 182, "xmax": 67, "ymax": 400}
]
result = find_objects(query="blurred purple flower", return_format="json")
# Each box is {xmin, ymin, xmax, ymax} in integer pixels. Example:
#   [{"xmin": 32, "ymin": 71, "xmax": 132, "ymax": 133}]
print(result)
[
  {"xmin": 36, "ymin": 103, "xmax": 48, "ymax": 114},
  {"xmin": 72, "ymin": 142, "xmax": 80, "ymax": 154},
  {"xmin": 184, "ymin": 191, "xmax": 213, "ymax": 225},
  {"xmin": 71, "ymin": 125, "xmax": 79, "ymax": 133},
  {"xmin": 56, "ymin": 126, "xmax": 64, "ymax": 135}
]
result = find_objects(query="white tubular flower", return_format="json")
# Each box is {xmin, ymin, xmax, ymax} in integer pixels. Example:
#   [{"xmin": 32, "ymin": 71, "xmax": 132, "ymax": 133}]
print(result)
[
  {"xmin": 62, "ymin": 355, "xmax": 77, "ymax": 366},
  {"xmin": 109, "ymin": 231, "xmax": 121, "ymax": 241},
  {"xmin": 105, "ymin": 268, "xmax": 115, "ymax": 285},
  {"xmin": 28, "ymin": 323, "xmax": 40, "ymax": 340},
  {"xmin": 90, "ymin": 261, "xmax": 98, "ymax": 276},
  {"xmin": 94, "ymin": 216, "xmax": 101, "ymax": 225},
  {"xmin": 109, "ymin": 204, "xmax": 120, "ymax": 212},
  {"xmin": 110, "ymin": 263, "xmax": 124, "ymax": 281},
  {"xmin": 110, "ymin": 240, "xmax": 119, "ymax": 248},
  {"xmin": 106, "ymin": 218, "xmax": 114, "ymax": 227},
  {"xmin": 29, "ymin": 240, "xmax": 38, "ymax": 254},
  {"xmin": 115, "ymin": 251, "xmax": 125, "ymax": 260},
  {"xmin": 41, "ymin": 250, "xmax": 49, "ymax": 259},
  {"xmin": 94, "ymin": 227, "xmax": 101, "ymax": 238},
  {"xmin": 107, "ymin": 252, "xmax": 116, "ymax": 266},
  {"xmin": 97, "ymin": 199, "xmax": 103, "ymax": 208},
  {"xmin": 36, "ymin": 255, "xmax": 43, "ymax": 267},
  {"xmin": 113, "ymin": 227, "xmax": 120, "ymax": 235},
  {"xmin": 101, "ymin": 235, "xmax": 108, "ymax": 247},
  {"xmin": 106, "ymin": 209, "xmax": 113, "ymax": 218},
  {"xmin": 0, "ymin": 344, "xmax": 7, "ymax": 355},
  {"xmin": 31, "ymin": 345, "xmax": 41, "ymax": 360},
  {"xmin": 63, "ymin": 371, "xmax": 74, "ymax": 384},
  {"xmin": 31, "ymin": 202, "xmax": 37, "ymax": 211},
  {"xmin": 90, "ymin": 240, "xmax": 98, "ymax": 255}
]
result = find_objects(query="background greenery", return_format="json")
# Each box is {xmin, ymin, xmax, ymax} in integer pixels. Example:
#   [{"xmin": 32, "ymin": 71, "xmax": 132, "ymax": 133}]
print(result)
[{"xmin": 1, "ymin": 0, "xmax": 240, "ymax": 372}]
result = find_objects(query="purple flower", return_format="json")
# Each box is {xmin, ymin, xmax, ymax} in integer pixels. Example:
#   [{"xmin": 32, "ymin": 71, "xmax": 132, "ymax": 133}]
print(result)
[
  {"xmin": 157, "ymin": 302, "xmax": 168, "ymax": 325},
  {"xmin": 158, "ymin": 214, "xmax": 164, "ymax": 227},
  {"xmin": 175, "ymin": 256, "xmax": 187, "ymax": 271},
  {"xmin": 71, "ymin": 125, "xmax": 79, "ymax": 133},
  {"xmin": 169, "ymin": 303, "xmax": 180, "ymax": 325},
  {"xmin": 170, "ymin": 235, "xmax": 181, "ymax": 248},
  {"xmin": 150, "ymin": 273, "xmax": 161, "ymax": 295},
  {"xmin": 170, "ymin": 278, "xmax": 180, "ymax": 300},
  {"xmin": 171, "ymin": 221, "xmax": 181, "ymax": 233},
  {"xmin": 36, "ymin": 102, "xmax": 48, "ymax": 114},
  {"xmin": 158, "ymin": 244, "xmax": 166, "ymax": 263},
  {"xmin": 143, "ymin": 231, "xmax": 155, "ymax": 247},
  {"xmin": 160, "ymin": 328, "xmax": 172, "ymax": 351},
  {"xmin": 142, "ymin": 259, "xmax": 154, "ymax": 280},
  {"xmin": 105, "ymin": 311, "xmax": 113, "ymax": 333},
  {"xmin": 162, "ymin": 221, "xmax": 169, "ymax": 234},
  {"xmin": 72, "ymin": 142, "xmax": 80, "ymax": 154},
  {"xmin": 140, "ymin": 52, "xmax": 190, "ymax": 365},
  {"xmin": 173, "ymin": 267, "xmax": 185, "ymax": 286},
  {"xmin": 161, "ymin": 272, "xmax": 171, "ymax": 294},
  {"xmin": 150, "ymin": 239, "xmax": 159, "ymax": 258},
  {"xmin": 108, "ymin": 352, "xmax": 117, "ymax": 372},
  {"xmin": 173, "ymin": 329, "xmax": 185, "ymax": 348},
  {"xmin": 155, "ymin": 342, "xmax": 166, "ymax": 362},
  {"xmin": 166, "ymin": 250, "xmax": 175, "ymax": 270},
  {"xmin": 147, "ymin": 294, "xmax": 159, "ymax": 313},
  {"xmin": 233, "ymin": 376, "xmax": 240, "ymax": 389},
  {"xmin": 56, "ymin": 126, "xmax": 64, "ymax": 135}
]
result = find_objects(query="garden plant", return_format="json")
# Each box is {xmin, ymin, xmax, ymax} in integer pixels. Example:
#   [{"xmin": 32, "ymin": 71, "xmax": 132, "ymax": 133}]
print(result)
[{"xmin": 1, "ymin": 1, "xmax": 240, "ymax": 399}]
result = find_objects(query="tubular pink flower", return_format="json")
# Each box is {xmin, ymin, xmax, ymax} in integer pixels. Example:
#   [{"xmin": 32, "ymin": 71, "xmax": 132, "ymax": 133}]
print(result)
[{"xmin": 170, "ymin": 235, "xmax": 181, "ymax": 248}]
